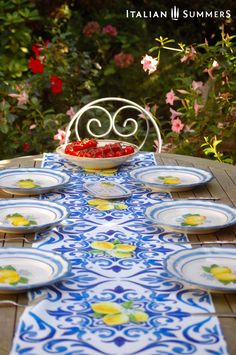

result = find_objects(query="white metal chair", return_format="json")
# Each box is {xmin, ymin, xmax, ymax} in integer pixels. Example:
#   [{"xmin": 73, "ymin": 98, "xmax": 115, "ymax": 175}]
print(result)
[{"xmin": 64, "ymin": 97, "xmax": 162, "ymax": 152}]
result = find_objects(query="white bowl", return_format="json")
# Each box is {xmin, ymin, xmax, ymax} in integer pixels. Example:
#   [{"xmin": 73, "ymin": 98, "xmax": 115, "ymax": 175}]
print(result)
[{"xmin": 56, "ymin": 140, "xmax": 139, "ymax": 169}]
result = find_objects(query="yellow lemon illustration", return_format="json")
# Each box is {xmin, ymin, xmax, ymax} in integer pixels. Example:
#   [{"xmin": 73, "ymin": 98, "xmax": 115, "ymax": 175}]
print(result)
[
  {"xmin": 183, "ymin": 214, "xmax": 206, "ymax": 226},
  {"xmin": 214, "ymin": 273, "xmax": 236, "ymax": 282},
  {"xmin": 131, "ymin": 311, "xmax": 149, "ymax": 322},
  {"xmin": 91, "ymin": 302, "xmax": 122, "ymax": 314},
  {"xmin": 88, "ymin": 199, "xmax": 106, "ymax": 206},
  {"xmin": 17, "ymin": 179, "xmax": 39, "ymax": 188},
  {"xmin": 115, "ymin": 244, "xmax": 136, "ymax": 252},
  {"xmin": 103, "ymin": 313, "xmax": 129, "ymax": 326},
  {"xmin": 91, "ymin": 241, "xmax": 114, "ymax": 251},
  {"xmin": 113, "ymin": 251, "xmax": 132, "ymax": 258},
  {"xmin": 7, "ymin": 215, "xmax": 31, "ymax": 226},
  {"xmin": 0, "ymin": 269, "xmax": 20, "ymax": 284},
  {"xmin": 114, "ymin": 203, "xmax": 127, "ymax": 210},
  {"xmin": 100, "ymin": 182, "xmax": 115, "ymax": 187},
  {"xmin": 210, "ymin": 266, "xmax": 232, "ymax": 275},
  {"xmin": 85, "ymin": 168, "xmax": 117, "ymax": 176},
  {"xmin": 162, "ymin": 176, "xmax": 181, "ymax": 185},
  {"xmin": 96, "ymin": 204, "xmax": 114, "ymax": 211}
]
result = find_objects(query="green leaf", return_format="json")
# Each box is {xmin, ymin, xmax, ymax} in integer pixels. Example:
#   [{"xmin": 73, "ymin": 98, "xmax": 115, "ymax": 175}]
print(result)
[
  {"xmin": 129, "ymin": 314, "xmax": 137, "ymax": 323},
  {"xmin": 91, "ymin": 312, "xmax": 103, "ymax": 318},
  {"xmin": 19, "ymin": 276, "xmax": 28, "ymax": 284},
  {"xmin": 29, "ymin": 220, "xmax": 37, "ymax": 225},
  {"xmin": 2, "ymin": 265, "xmax": 16, "ymax": 271},
  {"xmin": 90, "ymin": 249, "xmax": 103, "ymax": 254},
  {"xmin": 122, "ymin": 300, "xmax": 133, "ymax": 309},
  {"xmin": 202, "ymin": 266, "xmax": 212, "ymax": 273}
]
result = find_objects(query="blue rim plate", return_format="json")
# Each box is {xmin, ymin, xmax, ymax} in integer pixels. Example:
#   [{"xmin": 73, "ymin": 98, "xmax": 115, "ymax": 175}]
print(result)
[
  {"xmin": 0, "ymin": 198, "xmax": 69, "ymax": 233},
  {"xmin": 164, "ymin": 247, "xmax": 236, "ymax": 293},
  {"xmin": 130, "ymin": 165, "xmax": 213, "ymax": 191},
  {"xmin": 0, "ymin": 247, "xmax": 71, "ymax": 293},
  {"xmin": 84, "ymin": 181, "xmax": 132, "ymax": 199},
  {"xmin": 145, "ymin": 200, "xmax": 236, "ymax": 234},
  {"xmin": 0, "ymin": 168, "xmax": 71, "ymax": 195}
]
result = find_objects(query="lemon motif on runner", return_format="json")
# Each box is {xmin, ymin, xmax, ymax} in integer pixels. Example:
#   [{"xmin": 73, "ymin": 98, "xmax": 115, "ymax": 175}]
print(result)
[
  {"xmin": 16, "ymin": 179, "xmax": 40, "ymax": 188},
  {"xmin": 181, "ymin": 213, "xmax": 206, "ymax": 226},
  {"xmin": 203, "ymin": 264, "xmax": 236, "ymax": 284},
  {"xmin": 158, "ymin": 176, "xmax": 181, "ymax": 185},
  {"xmin": 91, "ymin": 300, "xmax": 149, "ymax": 326},
  {"xmin": 6, "ymin": 213, "xmax": 37, "ymax": 226},
  {"xmin": 90, "ymin": 240, "xmax": 136, "ymax": 258},
  {"xmin": 0, "ymin": 266, "xmax": 28, "ymax": 285},
  {"xmin": 84, "ymin": 168, "xmax": 117, "ymax": 176},
  {"xmin": 88, "ymin": 199, "xmax": 127, "ymax": 211}
]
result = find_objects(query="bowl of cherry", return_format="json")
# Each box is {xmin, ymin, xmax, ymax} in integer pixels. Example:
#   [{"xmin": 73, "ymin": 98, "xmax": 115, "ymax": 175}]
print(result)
[{"xmin": 56, "ymin": 138, "xmax": 139, "ymax": 169}]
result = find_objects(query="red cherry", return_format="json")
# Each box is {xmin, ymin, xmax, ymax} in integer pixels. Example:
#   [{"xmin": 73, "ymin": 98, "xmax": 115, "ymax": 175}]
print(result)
[{"xmin": 124, "ymin": 146, "xmax": 135, "ymax": 155}]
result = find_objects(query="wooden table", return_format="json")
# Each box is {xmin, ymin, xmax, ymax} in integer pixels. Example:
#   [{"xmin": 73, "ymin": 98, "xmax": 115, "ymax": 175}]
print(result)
[{"xmin": 0, "ymin": 153, "xmax": 236, "ymax": 355}]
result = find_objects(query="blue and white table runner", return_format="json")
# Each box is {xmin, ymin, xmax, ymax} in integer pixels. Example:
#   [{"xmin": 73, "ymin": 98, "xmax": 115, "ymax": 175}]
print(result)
[{"xmin": 11, "ymin": 152, "xmax": 228, "ymax": 354}]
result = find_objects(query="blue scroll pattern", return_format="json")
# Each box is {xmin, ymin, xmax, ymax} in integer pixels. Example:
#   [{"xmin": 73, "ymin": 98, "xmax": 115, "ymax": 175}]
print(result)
[{"xmin": 11, "ymin": 153, "xmax": 228, "ymax": 355}]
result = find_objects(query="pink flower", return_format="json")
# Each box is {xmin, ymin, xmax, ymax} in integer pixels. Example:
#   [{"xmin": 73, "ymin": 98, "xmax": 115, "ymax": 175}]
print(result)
[
  {"xmin": 154, "ymin": 141, "xmax": 176, "ymax": 153},
  {"xmin": 54, "ymin": 129, "xmax": 66, "ymax": 145},
  {"xmin": 66, "ymin": 107, "xmax": 76, "ymax": 119},
  {"xmin": 169, "ymin": 107, "xmax": 182, "ymax": 121},
  {"xmin": 192, "ymin": 80, "xmax": 204, "ymax": 93},
  {"xmin": 141, "ymin": 54, "xmax": 158, "ymax": 75},
  {"xmin": 203, "ymin": 60, "xmax": 220, "ymax": 79},
  {"xmin": 138, "ymin": 105, "xmax": 151, "ymax": 119},
  {"xmin": 102, "ymin": 24, "xmax": 118, "ymax": 37},
  {"xmin": 184, "ymin": 125, "xmax": 195, "ymax": 133},
  {"xmin": 171, "ymin": 118, "xmax": 184, "ymax": 133},
  {"xmin": 29, "ymin": 124, "xmax": 36, "ymax": 130},
  {"xmin": 114, "ymin": 52, "xmax": 134, "ymax": 68},
  {"xmin": 166, "ymin": 89, "xmax": 178, "ymax": 105},
  {"xmin": 82, "ymin": 21, "xmax": 100, "ymax": 37},
  {"xmin": 8, "ymin": 91, "xmax": 29, "ymax": 105},
  {"xmin": 180, "ymin": 46, "xmax": 197, "ymax": 63},
  {"xmin": 194, "ymin": 100, "xmax": 203, "ymax": 116}
]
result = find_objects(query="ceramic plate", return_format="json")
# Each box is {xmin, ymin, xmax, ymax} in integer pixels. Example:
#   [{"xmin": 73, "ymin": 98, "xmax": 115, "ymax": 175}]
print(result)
[
  {"xmin": 56, "ymin": 140, "xmax": 139, "ymax": 169},
  {"xmin": 84, "ymin": 181, "xmax": 131, "ymax": 199},
  {"xmin": 0, "ymin": 168, "xmax": 71, "ymax": 195},
  {"xmin": 145, "ymin": 200, "xmax": 236, "ymax": 234},
  {"xmin": 0, "ymin": 199, "xmax": 69, "ymax": 234},
  {"xmin": 164, "ymin": 247, "xmax": 236, "ymax": 293},
  {"xmin": 0, "ymin": 247, "xmax": 71, "ymax": 293},
  {"xmin": 130, "ymin": 165, "xmax": 213, "ymax": 191}
]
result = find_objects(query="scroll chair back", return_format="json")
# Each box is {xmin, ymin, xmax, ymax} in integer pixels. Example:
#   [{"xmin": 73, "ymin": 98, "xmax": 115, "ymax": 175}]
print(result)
[{"xmin": 64, "ymin": 97, "xmax": 162, "ymax": 152}]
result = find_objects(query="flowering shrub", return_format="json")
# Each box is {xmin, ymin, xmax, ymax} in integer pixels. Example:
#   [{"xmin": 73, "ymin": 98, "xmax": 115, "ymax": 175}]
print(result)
[
  {"xmin": 0, "ymin": 34, "xmax": 101, "ymax": 158},
  {"xmin": 141, "ymin": 27, "xmax": 236, "ymax": 163}
]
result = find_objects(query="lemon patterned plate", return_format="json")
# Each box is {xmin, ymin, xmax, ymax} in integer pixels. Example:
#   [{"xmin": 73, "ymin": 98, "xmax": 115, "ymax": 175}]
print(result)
[
  {"xmin": 130, "ymin": 165, "xmax": 213, "ymax": 191},
  {"xmin": 84, "ymin": 181, "xmax": 132, "ymax": 199},
  {"xmin": 0, "ymin": 247, "xmax": 71, "ymax": 293},
  {"xmin": 164, "ymin": 247, "xmax": 236, "ymax": 293},
  {"xmin": 0, "ymin": 168, "xmax": 71, "ymax": 195},
  {"xmin": 0, "ymin": 199, "xmax": 69, "ymax": 234},
  {"xmin": 145, "ymin": 200, "xmax": 236, "ymax": 234}
]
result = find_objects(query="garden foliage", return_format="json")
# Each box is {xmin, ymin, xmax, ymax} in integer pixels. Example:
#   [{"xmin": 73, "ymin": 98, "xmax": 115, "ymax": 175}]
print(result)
[{"xmin": 0, "ymin": 0, "xmax": 235, "ymax": 163}]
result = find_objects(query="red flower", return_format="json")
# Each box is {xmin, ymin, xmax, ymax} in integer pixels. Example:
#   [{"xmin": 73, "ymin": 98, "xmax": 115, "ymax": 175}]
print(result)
[
  {"xmin": 82, "ymin": 21, "xmax": 100, "ymax": 37},
  {"xmin": 114, "ymin": 52, "xmax": 134, "ymax": 68},
  {"xmin": 50, "ymin": 75, "xmax": 63, "ymax": 94},
  {"xmin": 32, "ymin": 43, "xmax": 43, "ymax": 57},
  {"xmin": 28, "ymin": 57, "xmax": 44, "ymax": 74},
  {"xmin": 22, "ymin": 143, "xmax": 30, "ymax": 152}
]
